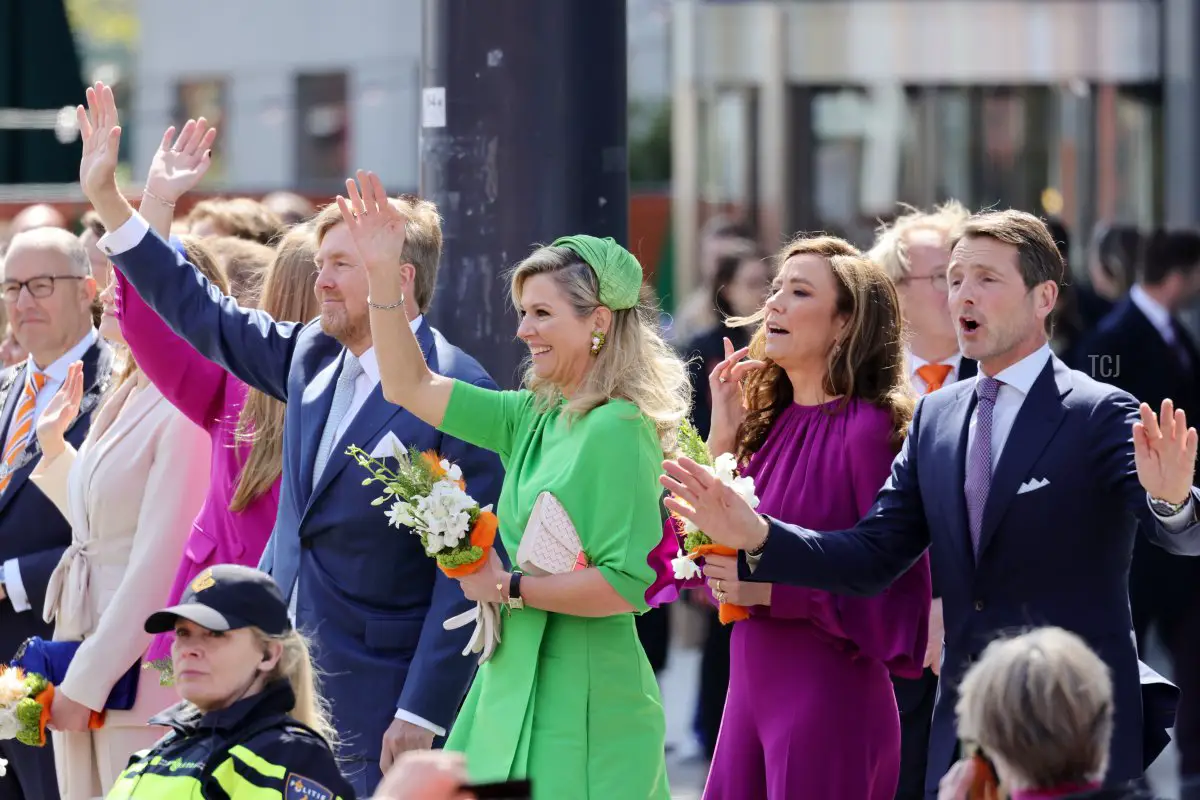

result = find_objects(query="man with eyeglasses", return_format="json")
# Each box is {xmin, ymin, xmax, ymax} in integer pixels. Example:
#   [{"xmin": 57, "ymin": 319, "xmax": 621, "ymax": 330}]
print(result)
[
  {"xmin": 869, "ymin": 201, "xmax": 979, "ymax": 800},
  {"xmin": 0, "ymin": 227, "xmax": 111, "ymax": 800}
]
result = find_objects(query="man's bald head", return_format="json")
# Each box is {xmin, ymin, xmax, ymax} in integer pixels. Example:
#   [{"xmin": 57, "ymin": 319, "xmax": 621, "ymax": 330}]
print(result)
[{"xmin": 11, "ymin": 204, "xmax": 68, "ymax": 235}]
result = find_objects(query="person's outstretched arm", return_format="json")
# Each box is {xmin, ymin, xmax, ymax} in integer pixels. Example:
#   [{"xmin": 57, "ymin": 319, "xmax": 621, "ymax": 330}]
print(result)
[
  {"xmin": 340, "ymin": 170, "xmax": 456, "ymax": 424},
  {"xmin": 78, "ymin": 81, "xmax": 300, "ymax": 402}
]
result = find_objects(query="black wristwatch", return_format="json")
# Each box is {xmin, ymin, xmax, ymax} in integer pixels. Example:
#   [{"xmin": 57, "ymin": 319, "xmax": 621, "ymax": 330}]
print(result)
[
  {"xmin": 505, "ymin": 571, "xmax": 524, "ymax": 611},
  {"xmin": 1149, "ymin": 495, "xmax": 1190, "ymax": 518}
]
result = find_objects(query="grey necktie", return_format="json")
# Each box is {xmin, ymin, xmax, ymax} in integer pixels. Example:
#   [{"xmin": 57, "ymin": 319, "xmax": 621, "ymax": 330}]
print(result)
[{"xmin": 312, "ymin": 352, "xmax": 364, "ymax": 489}]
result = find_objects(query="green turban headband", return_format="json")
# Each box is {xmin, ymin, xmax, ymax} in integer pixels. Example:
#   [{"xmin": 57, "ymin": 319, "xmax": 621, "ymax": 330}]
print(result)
[{"xmin": 552, "ymin": 234, "xmax": 643, "ymax": 311}]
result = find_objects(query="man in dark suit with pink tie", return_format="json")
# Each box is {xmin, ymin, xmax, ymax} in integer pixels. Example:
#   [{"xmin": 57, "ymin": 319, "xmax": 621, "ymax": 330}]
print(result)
[{"xmin": 663, "ymin": 209, "xmax": 1200, "ymax": 797}]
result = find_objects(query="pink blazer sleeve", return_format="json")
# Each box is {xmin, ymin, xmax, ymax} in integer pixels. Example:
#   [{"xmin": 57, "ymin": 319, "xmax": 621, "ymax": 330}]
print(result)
[{"xmin": 114, "ymin": 268, "xmax": 228, "ymax": 431}]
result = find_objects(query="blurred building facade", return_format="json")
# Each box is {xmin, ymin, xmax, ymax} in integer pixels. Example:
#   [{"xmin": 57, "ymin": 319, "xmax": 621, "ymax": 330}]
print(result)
[
  {"xmin": 670, "ymin": 0, "xmax": 1192, "ymax": 298},
  {"xmin": 130, "ymin": 0, "xmax": 671, "ymax": 196}
]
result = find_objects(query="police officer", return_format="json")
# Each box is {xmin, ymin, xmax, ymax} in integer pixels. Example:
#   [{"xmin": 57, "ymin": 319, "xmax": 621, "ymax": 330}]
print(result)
[{"xmin": 105, "ymin": 564, "xmax": 355, "ymax": 799}]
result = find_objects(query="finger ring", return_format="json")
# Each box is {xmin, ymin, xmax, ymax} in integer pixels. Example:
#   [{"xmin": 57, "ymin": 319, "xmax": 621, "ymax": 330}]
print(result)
[
  {"xmin": 714, "ymin": 579, "xmax": 724, "ymax": 593},
  {"xmin": 719, "ymin": 376, "xmax": 727, "ymax": 384},
  {"xmin": 715, "ymin": 592, "xmax": 726, "ymax": 603}
]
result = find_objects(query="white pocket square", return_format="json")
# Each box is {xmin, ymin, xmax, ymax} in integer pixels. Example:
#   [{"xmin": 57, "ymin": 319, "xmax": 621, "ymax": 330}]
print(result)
[
  {"xmin": 369, "ymin": 431, "xmax": 406, "ymax": 459},
  {"xmin": 1017, "ymin": 477, "xmax": 1050, "ymax": 495}
]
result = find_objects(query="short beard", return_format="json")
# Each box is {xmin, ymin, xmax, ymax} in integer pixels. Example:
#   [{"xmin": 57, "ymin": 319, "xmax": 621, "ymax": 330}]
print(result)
[{"xmin": 321, "ymin": 308, "xmax": 371, "ymax": 349}]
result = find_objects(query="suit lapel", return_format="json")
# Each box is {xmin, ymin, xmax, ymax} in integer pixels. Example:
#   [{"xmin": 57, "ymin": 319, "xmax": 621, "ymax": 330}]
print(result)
[
  {"xmin": 941, "ymin": 387, "xmax": 978, "ymax": 575},
  {"xmin": 976, "ymin": 357, "xmax": 1071, "ymax": 559},
  {"xmin": 298, "ymin": 355, "xmax": 341, "ymax": 497},
  {"xmin": 305, "ymin": 321, "xmax": 438, "ymax": 511}
]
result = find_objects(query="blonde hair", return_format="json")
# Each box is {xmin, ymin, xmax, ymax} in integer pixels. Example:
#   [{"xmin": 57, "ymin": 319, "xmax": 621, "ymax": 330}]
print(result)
[
  {"xmin": 250, "ymin": 627, "xmax": 338, "ymax": 748},
  {"xmin": 956, "ymin": 627, "xmax": 1113, "ymax": 791},
  {"xmin": 230, "ymin": 225, "xmax": 320, "ymax": 511},
  {"xmin": 186, "ymin": 198, "xmax": 285, "ymax": 247},
  {"xmin": 312, "ymin": 196, "xmax": 444, "ymax": 312},
  {"xmin": 109, "ymin": 236, "xmax": 228, "ymax": 395},
  {"xmin": 509, "ymin": 246, "xmax": 691, "ymax": 453},
  {"xmin": 870, "ymin": 201, "xmax": 970, "ymax": 282}
]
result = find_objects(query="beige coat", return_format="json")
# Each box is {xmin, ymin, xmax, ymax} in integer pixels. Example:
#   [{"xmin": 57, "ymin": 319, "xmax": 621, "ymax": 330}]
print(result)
[{"xmin": 31, "ymin": 377, "xmax": 210, "ymax": 800}]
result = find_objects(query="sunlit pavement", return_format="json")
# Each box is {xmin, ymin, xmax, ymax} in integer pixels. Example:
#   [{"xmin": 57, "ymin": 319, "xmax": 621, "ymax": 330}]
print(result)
[{"xmin": 659, "ymin": 614, "xmax": 1183, "ymax": 799}]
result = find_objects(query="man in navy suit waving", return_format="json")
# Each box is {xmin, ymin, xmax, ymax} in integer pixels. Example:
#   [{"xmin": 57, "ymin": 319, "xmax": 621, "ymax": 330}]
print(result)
[
  {"xmin": 663, "ymin": 209, "xmax": 1200, "ymax": 797},
  {"xmin": 77, "ymin": 83, "xmax": 503, "ymax": 795}
]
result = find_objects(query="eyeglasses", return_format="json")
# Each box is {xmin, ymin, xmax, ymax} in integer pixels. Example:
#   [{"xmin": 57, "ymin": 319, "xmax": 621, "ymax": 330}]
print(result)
[
  {"xmin": 898, "ymin": 273, "xmax": 949, "ymax": 291},
  {"xmin": 1, "ymin": 276, "xmax": 86, "ymax": 303}
]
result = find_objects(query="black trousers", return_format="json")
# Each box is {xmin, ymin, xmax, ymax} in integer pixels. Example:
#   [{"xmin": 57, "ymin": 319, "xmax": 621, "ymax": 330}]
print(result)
[
  {"xmin": 0, "ymin": 734, "xmax": 59, "ymax": 800},
  {"xmin": 893, "ymin": 668, "xmax": 938, "ymax": 800}
]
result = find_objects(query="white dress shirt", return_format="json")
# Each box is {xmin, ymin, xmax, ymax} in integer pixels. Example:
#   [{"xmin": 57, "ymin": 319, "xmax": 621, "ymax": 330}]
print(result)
[
  {"xmin": 1129, "ymin": 284, "xmax": 1175, "ymax": 345},
  {"xmin": 100, "ymin": 212, "xmax": 444, "ymax": 736},
  {"xmin": 908, "ymin": 349, "xmax": 964, "ymax": 395},
  {"xmin": 2, "ymin": 328, "xmax": 99, "ymax": 613},
  {"xmin": 970, "ymin": 343, "xmax": 1193, "ymax": 527}
]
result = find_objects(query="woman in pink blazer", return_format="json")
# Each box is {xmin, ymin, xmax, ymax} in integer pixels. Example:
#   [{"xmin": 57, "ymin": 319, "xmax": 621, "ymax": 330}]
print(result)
[
  {"xmin": 116, "ymin": 120, "xmax": 320, "ymax": 676},
  {"xmin": 29, "ymin": 239, "xmax": 223, "ymax": 800}
]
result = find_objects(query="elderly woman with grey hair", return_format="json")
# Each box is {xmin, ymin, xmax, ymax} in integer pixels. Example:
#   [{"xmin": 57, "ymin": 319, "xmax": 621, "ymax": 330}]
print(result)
[{"xmin": 938, "ymin": 627, "xmax": 1160, "ymax": 800}]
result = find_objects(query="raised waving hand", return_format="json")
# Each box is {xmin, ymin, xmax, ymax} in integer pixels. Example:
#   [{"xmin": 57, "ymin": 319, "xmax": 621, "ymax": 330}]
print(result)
[
  {"xmin": 145, "ymin": 119, "xmax": 218, "ymax": 206},
  {"xmin": 76, "ymin": 82, "xmax": 122, "ymax": 200}
]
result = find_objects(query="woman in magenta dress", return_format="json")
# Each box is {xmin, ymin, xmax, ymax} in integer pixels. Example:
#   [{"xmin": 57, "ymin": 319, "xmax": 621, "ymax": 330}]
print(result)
[
  {"xmin": 699, "ymin": 235, "xmax": 932, "ymax": 799},
  {"xmin": 112, "ymin": 120, "xmax": 320, "ymax": 674}
]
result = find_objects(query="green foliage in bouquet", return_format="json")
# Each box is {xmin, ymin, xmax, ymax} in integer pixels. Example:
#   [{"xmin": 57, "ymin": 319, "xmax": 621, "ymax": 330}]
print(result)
[
  {"xmin": 145, "ymin": 658, "xmax": 175, "ymax": 687},
  {"xmin": 676, "ymin": 419, "xmax": 715, "ymax": 552},
  {"xmin": 348, "ymin": 443, "xmax": 439, "ymax": 504},
  {"xmin": 15, "ymin": 673, "xmax": 48, "ymax": 747}
]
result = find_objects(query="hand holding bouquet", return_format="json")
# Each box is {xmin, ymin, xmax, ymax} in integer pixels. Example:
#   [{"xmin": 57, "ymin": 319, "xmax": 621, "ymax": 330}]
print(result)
[
  {"xmin": 348, "ymin": 443, "xmax": 502, "ymax": 663},
  {"xmin": 0, "ymin": 667, "xmax": 75, "ymax": 747},
  {"xmin": 668, "ymin": 420, "xmax": 760, "ymax": 624}
]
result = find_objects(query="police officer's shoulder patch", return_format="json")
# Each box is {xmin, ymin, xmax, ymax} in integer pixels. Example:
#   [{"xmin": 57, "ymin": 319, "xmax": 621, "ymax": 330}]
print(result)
[{"xmin": 286, "ymin": 773, "xmax": 334, "ymax": 800}]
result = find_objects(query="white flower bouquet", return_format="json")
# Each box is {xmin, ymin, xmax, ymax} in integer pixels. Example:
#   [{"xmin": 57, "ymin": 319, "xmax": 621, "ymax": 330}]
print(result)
[
  {"xmin": 348, "ymin": 444, "xmax": 502, "ymax": 663},
  {"xmin": 0, "ymin": 667, "xmax": 55, "ymax": 747},
  {"xmin": 668, "ymin": 420, "xmax": 761, "ymax": 624}
]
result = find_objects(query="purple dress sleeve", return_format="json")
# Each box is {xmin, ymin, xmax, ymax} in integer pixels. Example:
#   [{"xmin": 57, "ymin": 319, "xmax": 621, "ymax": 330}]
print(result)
[
  {"xmin": 114, "ymin": 268, "xmax": 228, "ymax": 430},
  {"xmin": 760, "ymin": 411, "xmax": 931, "ymax": 678}
]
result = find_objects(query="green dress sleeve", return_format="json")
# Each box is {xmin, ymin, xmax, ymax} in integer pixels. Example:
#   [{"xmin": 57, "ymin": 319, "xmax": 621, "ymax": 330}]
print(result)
[
  {"xmin": 560, "ymin": 402, "xmax": 664, "ymax": 614},
  {"xmin": 440, "ymin": 379, "xmax": 532, "ymax": 460}
]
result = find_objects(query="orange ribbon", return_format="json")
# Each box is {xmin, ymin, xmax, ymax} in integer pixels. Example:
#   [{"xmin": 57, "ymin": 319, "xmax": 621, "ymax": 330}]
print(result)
[
  {"xmin": 691, "ymin": 543, "xmax": 752, "ymax": 624},
  {"xmin": 438, "ymin": 512, "xmax": 498, "ymax": 578}
]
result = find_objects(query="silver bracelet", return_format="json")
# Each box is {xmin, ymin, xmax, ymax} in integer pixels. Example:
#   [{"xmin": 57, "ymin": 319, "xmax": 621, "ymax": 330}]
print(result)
[
  {"xmin": 141, "ymin": 188, "xmax": 176, "ymax": 208},
  {"xmin": 367, "ymin": 292, "xmax": 405, "ymax": 310}
]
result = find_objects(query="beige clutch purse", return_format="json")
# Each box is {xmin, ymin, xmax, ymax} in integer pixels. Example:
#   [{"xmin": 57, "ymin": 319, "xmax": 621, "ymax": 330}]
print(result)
[{"xmin": 516, "ymin": 492, "xmax": 588, "ymax": 575}]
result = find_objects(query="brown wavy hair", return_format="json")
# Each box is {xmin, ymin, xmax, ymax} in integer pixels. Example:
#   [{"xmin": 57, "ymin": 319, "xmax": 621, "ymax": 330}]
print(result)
[{"xmin": 732, "ymin": 235, "xmax": 914, "ymax": 463}]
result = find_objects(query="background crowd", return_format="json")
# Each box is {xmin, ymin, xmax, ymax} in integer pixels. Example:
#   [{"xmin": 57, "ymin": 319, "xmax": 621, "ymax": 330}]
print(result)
[{"xmin": 1, "ymin": 74, "xmax": 1200, "ymax": 799}]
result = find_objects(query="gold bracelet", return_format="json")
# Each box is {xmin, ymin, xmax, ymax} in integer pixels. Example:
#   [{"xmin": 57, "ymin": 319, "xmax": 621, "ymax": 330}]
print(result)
[
  {"xmin": 141, "ymin": 188, "xmax": 176, "ymax": 208},
  {"xmin": 367, "ymin": 291, "xmax": 405, "ymax": 310}
]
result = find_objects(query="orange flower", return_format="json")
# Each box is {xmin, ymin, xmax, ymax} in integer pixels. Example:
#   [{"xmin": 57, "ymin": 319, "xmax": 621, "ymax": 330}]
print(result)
[{"xmin": 421, "ymin": 451, "xmax": 446, "ymax": 479}]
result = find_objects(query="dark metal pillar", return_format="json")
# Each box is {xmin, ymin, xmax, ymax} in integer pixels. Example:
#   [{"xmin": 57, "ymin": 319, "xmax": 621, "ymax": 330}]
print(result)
[{"xmin": 420, "ymin": 0, "xmax": 629, "ymax": 388}]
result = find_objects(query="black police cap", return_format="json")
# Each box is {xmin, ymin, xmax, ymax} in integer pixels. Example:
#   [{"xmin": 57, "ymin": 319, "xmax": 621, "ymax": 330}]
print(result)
[{"xmin": 144, "ymin": 564, "xmax": 291, "ymax": 637}]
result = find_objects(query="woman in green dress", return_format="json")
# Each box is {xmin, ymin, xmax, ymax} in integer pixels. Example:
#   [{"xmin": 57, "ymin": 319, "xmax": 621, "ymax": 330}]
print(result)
[{"xmin": 336, "ymin": 171, "xmax": 691, "ymax": 798}]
